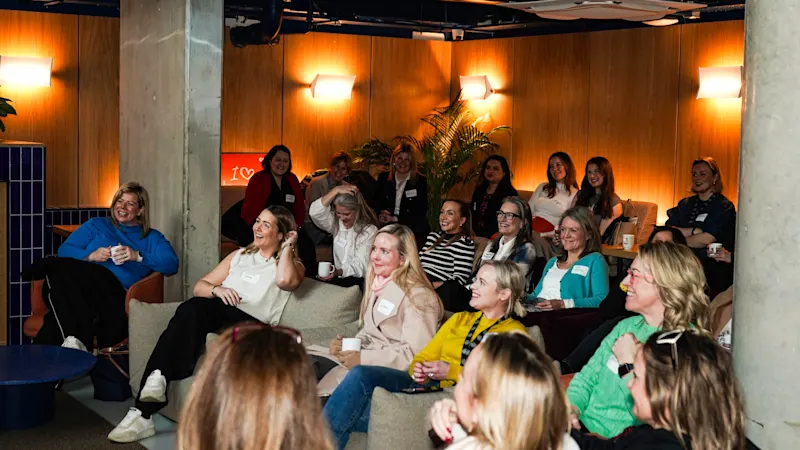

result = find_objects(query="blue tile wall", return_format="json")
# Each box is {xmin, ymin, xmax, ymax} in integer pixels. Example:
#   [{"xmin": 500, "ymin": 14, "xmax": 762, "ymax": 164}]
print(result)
[{"xmin": 45, "ymin": 207, "xmax": 110, "ymax": 257}]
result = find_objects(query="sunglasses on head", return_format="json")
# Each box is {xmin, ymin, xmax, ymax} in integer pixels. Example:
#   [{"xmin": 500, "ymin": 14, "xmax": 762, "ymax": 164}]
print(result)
[
  {"xmin": 655, "ymin": 329, "xmax": 700, "ymax": 370},
  {"xmin": 231, "ymin": 322, "xmax": 302, "ymax": 345}
]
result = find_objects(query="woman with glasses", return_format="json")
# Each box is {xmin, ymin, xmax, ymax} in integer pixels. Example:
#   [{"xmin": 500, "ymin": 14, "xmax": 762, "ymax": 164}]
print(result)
[
  {"xmin": 179, "ymin": 324, "xmax": 335, "ymax": 450},
  {"xmin": 566, "ymin": 241, "xmax": 709, "ymax": 439},
  {"xmin": 527, "ymin": 152, "xmax": 579, "ymax": 237},
  {"xmin": 108, "ymin": 205, "xmax": 305, "ymax": 443},
  {"xmin": 572, "ymin": 330, "xmax": 748, "ymax": 450},
  {"xmin": 525, "ymin": 207, "xmax": 609, "ymax": 311},
  {"xmin": 470, "ymin": 155, "xmax": 519, "ymax": 238}
]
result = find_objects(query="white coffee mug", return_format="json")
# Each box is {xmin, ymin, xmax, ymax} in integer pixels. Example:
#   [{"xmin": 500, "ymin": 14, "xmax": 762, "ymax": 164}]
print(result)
[
  {"xmin": 341, "ymin": 338, "xmax": 362, "ymax": 352},
  {"xmin": 622, "ymin": 234, "xmax": 635, "ymax": 251},
  {"xmin": 318, "ymin": 262, "xmax": 334, "ymax": 278},
  {"xmin": 111, "ymin": 245, "xmax": 124, "ymax": 265},
  {"xmin": 708, "ymin": 243, "xmax": 723, "ymax": 256}
]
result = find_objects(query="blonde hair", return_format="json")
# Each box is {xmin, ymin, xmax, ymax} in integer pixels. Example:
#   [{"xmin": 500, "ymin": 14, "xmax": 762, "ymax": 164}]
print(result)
[
  {"xmin": 243, "ymin": 205, "xmax": 297, "ymax": 258},
  {"xmin": 638, "ymin": 242, "xmax": 710, "ymax": 332},
  {"xmin": 178, "ymin": 325, "xmax": 335, "ymax": 450},
  {"xmin": 109, "ymin": 182, "xmax": 150, "ymax": 237},
  {"xmin": 643, "ymin": 331, "xmax": 746, "ymax": 450},
  {"xmin": 479, "ymin": 260, "xmax": 527, "ymax": 317},
  {"xmin": 469, "ymin": 332, "xmax": 568, "ymax": 450},
  {"xmin": 388, "ymin": 142, "xmax": 418, "ymax": 183}
]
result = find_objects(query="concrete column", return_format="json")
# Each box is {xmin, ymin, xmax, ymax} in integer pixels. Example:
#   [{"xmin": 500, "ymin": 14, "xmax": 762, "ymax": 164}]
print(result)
[
  {"xmin": 120, "ymin": 0, "xmax": 222, "ymax": 299},
  {"xmin": 735, "ymin": 1, "xmax": 800, "ymax": 448}
]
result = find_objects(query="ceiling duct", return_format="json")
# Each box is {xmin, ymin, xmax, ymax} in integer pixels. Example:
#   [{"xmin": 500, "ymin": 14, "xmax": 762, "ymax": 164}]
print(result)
[
  {"xmin": 499, "ymin": 0, "xmax": 706, "ymax": 22},
  {"xmin": 229, "ymin": 0, "xmax": 284, "ymax": 47}
]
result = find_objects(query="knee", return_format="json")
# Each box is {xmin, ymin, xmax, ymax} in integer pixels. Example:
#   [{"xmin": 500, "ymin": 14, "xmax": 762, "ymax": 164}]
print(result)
[
  {"xmin": 342, "ymin": 366, "xmax": 380, "ymax": 394},
  {"xmin": 174, "ymin": 297, "xmax": 211, "ymax": 319}
]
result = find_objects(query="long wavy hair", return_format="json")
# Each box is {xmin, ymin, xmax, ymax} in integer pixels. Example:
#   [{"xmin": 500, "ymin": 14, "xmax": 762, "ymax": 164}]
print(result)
[
  {"xmin": 423, "ymin": 199, "xmax": 474, "ymax": 253},
  {"xmin": 543, "ymin": 152, "xmax": 579, "ymax": 198},
  {"xmin": 637, "ymin": 242, "xmax": 710, "ymax": 332},
  {"xmin": 109, "ymin": 182, "xmax": 150, "ymax": 237},
  {"xmin": 480, "ymin": 260, "xmax": 527, "ymax": 317},
  {"xmin": 243, "ymin": 205, "xmax": 297, "ymax": 259},
  {"xmin": 329, "ymin": 190, "xmax": 378, "ymax": 238},
  {"xmin": 574, "ymin": 156, "xmax": 617, "ymax": 219},
  {"xmin": 556, "ymin": 206, "xmax": 602, "ymax": 262},
  {"xmin": 642, "ymin": 331, "xmax": 746, "ymax": 450}
]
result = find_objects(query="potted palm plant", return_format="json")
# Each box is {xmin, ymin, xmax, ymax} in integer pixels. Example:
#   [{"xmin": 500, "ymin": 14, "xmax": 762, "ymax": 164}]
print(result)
[
  {"xmin": 0, "ymin": 95, "xmax": 16, "ymax": 132},
  {"xmin": 352, "ymin": 91, "xmax": 509, "ymax": 230}
]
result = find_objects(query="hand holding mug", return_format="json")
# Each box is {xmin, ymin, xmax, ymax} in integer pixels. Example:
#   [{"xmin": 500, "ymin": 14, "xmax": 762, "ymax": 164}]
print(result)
[
  {"xmin": 329, "ymin": 334, "xmax": 344, "ymax": 358},
  {"xmin": 111, "ymin": 244, "xmax": 139, "ymax": 265},
  {"xmin": 708, "ymin": 245, "xmax": 731, "ymax": 264},
  {"xmin": 537, "ymin": 300, "xmax": 565, "ymax": 311},
  {"xmin": 87, "ymin": 246, "xmax": 112, "ymax": 263},
  {"xmin": 339, "ymin": 350, "xmax": 361, "ymax": 369}
]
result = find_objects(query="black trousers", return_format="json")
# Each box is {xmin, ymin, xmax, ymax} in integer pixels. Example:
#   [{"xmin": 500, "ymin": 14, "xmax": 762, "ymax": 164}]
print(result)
[
  {"xmin": 436, "ymin": 280, "xmax": 476, "ymax": 313},
  {"xmin": 136, "ymin": 297, "xmax": 257, "ymax": 418},
  {"xmin": 559, "ymin": 316, "xmax": 627, "ymax": 375}
]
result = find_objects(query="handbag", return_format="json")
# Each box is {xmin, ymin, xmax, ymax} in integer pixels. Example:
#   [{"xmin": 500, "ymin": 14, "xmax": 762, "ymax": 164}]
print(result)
[{"xmin": 90, "ymin": 346, "xmax": 133, "ymax": 402}]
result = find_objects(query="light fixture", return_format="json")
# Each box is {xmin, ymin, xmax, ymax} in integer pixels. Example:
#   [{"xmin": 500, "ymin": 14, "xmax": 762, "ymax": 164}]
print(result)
[
  {"xmin": 0, "ymin": 56, "xmax": 53, "ymax": 87},
  {"xmin": 697, "ymin": 66, "xmax": 743, "ymax": 99},
  {"xmin": 310, "ymin": 74, "xmax": 356, "ymax": 100},
  {"xmin": 412, "ymin": 31, "xmax": 445, "ymax": 41},
  {"xmin": 459, "ymin": 75, "xmax": 494, "ymax": 100},
  {"xmin": 643, "ymin": 18, "xmax": 679, "ymax": 26}
]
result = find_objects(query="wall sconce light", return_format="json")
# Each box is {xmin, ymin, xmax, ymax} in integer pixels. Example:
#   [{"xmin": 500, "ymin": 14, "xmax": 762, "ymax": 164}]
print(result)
[
  {"xmin": 0, "ymin": 56, "xmax": 53, "ymax": 87},
  {"xmin": 697, "ymin": 66, "xmax": 743, "ymax": 99},
  {"xmin": 310, "ymin": 74, "xmax": 356, "ymax": 100},
  {"xmin": 460, "ymin": 75, "xmax": 494, "ymax": 100}
]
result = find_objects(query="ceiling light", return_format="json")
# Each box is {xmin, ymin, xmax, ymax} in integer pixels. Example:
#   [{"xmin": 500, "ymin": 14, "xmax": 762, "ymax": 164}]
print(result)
[
  {"xmin": 310, "ymin": 74, "xmax": 356, "ymax": 100},
  {"xmin": 697, "ymin": 66, "xmax": 742, "ymax": 99},
  {"xmin": 460, "ymin": 75, "xmax": 494, "ymax": 100},
  {"xmin": 643, "ymin": 18, "xmax": 679, "ymax": 26},
  {"xmin": 0, "ymin": 56, "xmax": 53, "ymax": 87},
  {"xmin": 412, "ymin": 31, "xmax": 445, "ymax": 41}
]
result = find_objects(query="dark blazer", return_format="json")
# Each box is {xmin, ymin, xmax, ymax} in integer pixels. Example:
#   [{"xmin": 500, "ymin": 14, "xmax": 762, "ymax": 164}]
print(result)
[
  {"xmin": 374, "ymin": 172, "xmax": 429, "ymax": 239},
  {"xmin": 470, "ymin": 183, "xmax": 518, "ymax": 238}
]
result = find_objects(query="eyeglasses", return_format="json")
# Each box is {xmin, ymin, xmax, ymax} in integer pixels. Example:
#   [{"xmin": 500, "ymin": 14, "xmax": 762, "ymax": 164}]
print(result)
[
  {"xmin": 231, "ymin": 322, "xmax": 302, "ymax": 344},
  {"xmin": 626, "ymin": 269, "xmax": 654, "ymax": 284},
  {"xmin": 496, "ymin": 211, "xmax": 522, "ymax": 221}
]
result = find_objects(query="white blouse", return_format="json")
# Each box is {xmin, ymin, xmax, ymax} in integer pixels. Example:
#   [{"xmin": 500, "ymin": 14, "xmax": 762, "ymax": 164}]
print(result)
[
  {"xmin": 310, "ymin": 198, "xmax": 378, "ymax": 278},
  {"xmin": 394, "ymin": 173, "xmax": 410, "ymax": 216},
  {"xmin": 528, "ymin": 182, "xmax": 577, "ymax": 227},
  {"xmin": 538, "ymin": 265, "xmax": 568, "ymax": 300},
  {"xmin": 221, "ymin": 249, "xmax": 294, "ymax": 325}
]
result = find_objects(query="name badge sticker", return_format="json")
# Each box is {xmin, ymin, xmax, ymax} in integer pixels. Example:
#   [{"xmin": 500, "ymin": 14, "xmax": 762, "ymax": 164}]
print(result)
[
  {"xmin": 572, "ymin": 265, "xmax": 589, "ymax": 277},
  {"xmin": 285, "ymin": 194, "xmax": 296, "ymax": 203},
  {"xmin": 482, "ymin": 251, "xmax": 495, "ymax": 261},
  {"xmin": 241, "ymin": 272, "xmax": 261, "ymax": 284},
  {"xmin": 606, "ymin": 354, "xmax": 620, "ymax": 374},
  {"xmin": 405, "ymin": 189, "xmax": 418, "ymax": 198},
  {"xmin": 377, "ymin": 298, "xmax": 395, "ymax": 315},
  {"xmin": 695, "ymin": 213, "xmax": 708, "ymax": 222}
]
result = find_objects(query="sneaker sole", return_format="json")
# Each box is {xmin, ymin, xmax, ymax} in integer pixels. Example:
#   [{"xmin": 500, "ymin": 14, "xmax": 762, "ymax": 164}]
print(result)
[
  {"xmin": 139, "ymin": 391, "xmax": 166, "ymax": 403},
  {"xmin": 108, "ymin": 426, "xmax": 155, "ymax": 443}
]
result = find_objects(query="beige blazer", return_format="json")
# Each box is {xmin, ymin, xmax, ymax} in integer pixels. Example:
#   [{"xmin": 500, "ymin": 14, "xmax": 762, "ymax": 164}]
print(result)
[{"xmin": 354, "ymin": 280, "xmax": 442, "ymax": 371}]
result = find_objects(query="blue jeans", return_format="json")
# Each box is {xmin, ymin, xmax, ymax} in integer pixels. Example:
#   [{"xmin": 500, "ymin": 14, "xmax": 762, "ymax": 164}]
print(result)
[{"xmin": 323, "ymin": 365, "xmax": 432, "ymax": 450}]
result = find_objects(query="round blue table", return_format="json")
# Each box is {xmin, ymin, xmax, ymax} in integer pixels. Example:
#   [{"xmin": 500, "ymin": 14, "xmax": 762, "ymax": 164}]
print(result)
[{"xmin": 0, "ymin": 345, "xmax": 96, "ymax": 430}]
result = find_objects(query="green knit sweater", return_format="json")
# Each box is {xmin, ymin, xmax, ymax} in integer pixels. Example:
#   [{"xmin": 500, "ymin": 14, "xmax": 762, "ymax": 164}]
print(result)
[{"xmin": 566, "ymin": 316, "xmax": 660, "ymax": 438}]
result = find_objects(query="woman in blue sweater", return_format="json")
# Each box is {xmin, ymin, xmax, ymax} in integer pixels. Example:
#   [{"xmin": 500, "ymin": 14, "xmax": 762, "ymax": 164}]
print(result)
[
  {"xmin": 34, "ymin": 182, "xmax": 178, "ymax": 351},
  {"xmin": 526, "ymin": 206, "xmax": 609, "ymax": 310}
]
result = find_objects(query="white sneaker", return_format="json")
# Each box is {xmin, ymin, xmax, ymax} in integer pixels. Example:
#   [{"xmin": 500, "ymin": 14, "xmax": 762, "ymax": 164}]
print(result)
[
  {"xmin": 139, "ymin": 369, "xmax": 167, "ymax": 403},
  {"xmin": 107, "ymin": 408, "xmax": 155, "ymax": 443},
  {"xmin": 61, "ymin": 336, "xmax": 87, "ymax": 352}
]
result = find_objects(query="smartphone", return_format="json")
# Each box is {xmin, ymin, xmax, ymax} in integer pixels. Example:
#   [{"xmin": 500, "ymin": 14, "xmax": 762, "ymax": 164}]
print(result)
[{"xmin": 400, "ymin": 385, "xmax": 443, "ymax": 395}]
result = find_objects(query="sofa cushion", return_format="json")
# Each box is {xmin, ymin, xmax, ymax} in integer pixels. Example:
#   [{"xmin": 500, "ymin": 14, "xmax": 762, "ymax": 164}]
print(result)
[
  {"xmin": 279, "ymin": 279, "xmax": 361, "ymax": 329},
  {"xmin": 366, "ymin": 387, "xmax": 451, "ymax": 450}
]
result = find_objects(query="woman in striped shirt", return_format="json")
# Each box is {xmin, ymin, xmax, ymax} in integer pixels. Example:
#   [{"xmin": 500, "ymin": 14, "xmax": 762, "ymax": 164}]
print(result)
[{"xmin": 419, "ymin": 200, "xmax": 476, "ymax": 312}]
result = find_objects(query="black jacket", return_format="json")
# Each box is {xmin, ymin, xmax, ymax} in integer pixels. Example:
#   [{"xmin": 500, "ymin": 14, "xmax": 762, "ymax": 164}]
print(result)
[
  {"xmin": 374, "ymin": 172, "xmax": 429, "ymax": 239},
  {"xmin": 470, "ymin": 183, "xmax": 518, "ymax": 238},
  {"xmin": 571, "ymin": 426, "xmax": 689, "ymax": 450}
]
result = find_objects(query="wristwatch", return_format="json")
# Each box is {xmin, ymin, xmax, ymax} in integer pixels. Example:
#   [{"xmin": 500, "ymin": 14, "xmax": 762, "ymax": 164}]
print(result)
[{"xmin": 618, "ymin": 363, "xmax": 634, "ymax": 378}]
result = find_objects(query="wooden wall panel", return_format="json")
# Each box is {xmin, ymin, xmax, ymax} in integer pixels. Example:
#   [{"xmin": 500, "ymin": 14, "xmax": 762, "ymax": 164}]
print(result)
[
  {"xmin": 221, "ymin": 31, "xmax": 283, "ymax": 154},
  {"xmin": 282, "ymin": 33, "xmax": 371, "ymax": 178},
  {"xmin": 78, "ymin": 16, "xmax": 119, "ymax": 207},
  {"xmin": 675, "ymin": 21, "xmax": 744, "ymax": 207},
  {"xmin": 587, "ymin": 27, "xmax": 681, "ymax": 223},
  {"xmin": 370, "ymin": 38, "xmax": 451, "ymax": 141},
  {"xmin": 0, "ymin": 11, "xmax": 79, "ymax": 207},
  {"xmin": 512, "ymin": 33, "xmax": 590, "ymax": 192}
]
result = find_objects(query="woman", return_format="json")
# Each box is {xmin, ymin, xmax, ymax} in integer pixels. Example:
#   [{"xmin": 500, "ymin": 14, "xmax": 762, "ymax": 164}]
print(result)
[
  {"xmin": 470, "ymin": 155, "xmax": 518, "ymax": 238},
  {"xmin": 526, "ymin": 207, "xmax": 609, "ymax": 310},
  {"xmin": 178, "ymin": 324, "xmax": 334, "ymax": 450},
  {"xmin": 666, "ymin": 157, "xmax": 736, "ymax": 299},
  {"xmin": 309, "ymin": 184, "xmax": 379, "ymax": 289},
  {"xmin": 528, "ymin": 152, "xmax": 579, "ymax": 236},
  {"xmin": 573, "ymin": 157, "xmax": 623, "ymax": 237},
  {"xmin": 108, "ymin": 205, "xmax": 305, "ymax": 443},
  {"xmin": 429, "ymin": 332, "xmax": 579, "ymax": 450},
  {"xmin": 324, "ymin": 261, "xmax": 527, "ymax": 450},
  {"xmin": 648, "ymin": 225, "xmax": 688, "ymax": 245},
  {"xmin": 374, "ymin": 143, "xmax": 429, "ymax": 246},
  {"xmin": 30, "ymin": 182, "xmax": 179, "ymax": 351},
  {"xmin": 566, "ymin": 241, "xmax": 709, "ymax": 438},
  {"xmin": 305, "ymin": 151, "xmax": 352, "ymax": 244},
  {"xmin": 420, "ymin": 200, "xmax": 476, "ymax": 312},
  {"xmin": 572, "ymin": 330, "xmax": 747, "ymax": 450}
]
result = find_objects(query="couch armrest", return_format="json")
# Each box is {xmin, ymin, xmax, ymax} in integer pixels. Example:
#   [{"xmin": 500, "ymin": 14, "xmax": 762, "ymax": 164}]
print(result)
[
  {"xmin": 128, "ymin": 299, "xmax": 181, "ymax": 396},
  {"xmin": 367, "ymin": 387, "xmax": 452, "ymax": 450},
  {"xmin": 125, "ymin": 272, "xmax": 165, "ymax": 315}
]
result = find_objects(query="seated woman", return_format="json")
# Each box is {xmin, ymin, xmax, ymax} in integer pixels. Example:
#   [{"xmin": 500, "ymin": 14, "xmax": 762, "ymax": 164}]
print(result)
[
  {"xmin": 324, "ymin": 260, "xmax": 528, "ymax": 450},
  {"xmin": 572, "ymin": 156, "xmax": 623, "ymax": 238},
  {"xmin": 572, "ymin": 330, "xmax": 747, "ymax": 450},
  {"xmin": 666, "ymin": 157, "xmax": 736, "ymax": 299},
  {"xmin": 304, "ymin": 151, "xmax": 352, "ymax": 244},
  {"xmin": 528, "ymin": 152, "xmax": 579, "ymax": 237},
  {"xmin": 108, "ymin": 205, "xmax": 305, "ymax": 443},
  {"xmin": 566, "ymin": 241, "xmax": 709, "ymax": 438},
  {"xmin": 429, "ymin": 331, "xmax": 579, "ymax": 450},
  {"xmin": 420, "ymin": 200, "xmax": 476, "ymax": 312},
  {"xmin": 309, "ymin": 184, "xmax": 378, "ymax": 289},
  {"xmin": 29, "ymin": 182, "xmax": 178, "ymax": 351},
  {"xmin": 178, "ymin": 324, "xmax": 334, "ymax": 450},
  {"xmin": 526, "ymin": 206, "xmax": 609, "ymax": 310},
  {"xmin": 374, "ymin": 143, "xmax": 429, "ymax": 246},
  {"xmin": 470, "ymin": 155, "xmax": 518, "ymax": 238}
]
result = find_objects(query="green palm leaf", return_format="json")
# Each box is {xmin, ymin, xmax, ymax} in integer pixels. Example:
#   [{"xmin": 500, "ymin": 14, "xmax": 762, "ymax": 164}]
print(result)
[{"xmin": 0, "ymin": 93, "xmax": 16, "ymax": 133}]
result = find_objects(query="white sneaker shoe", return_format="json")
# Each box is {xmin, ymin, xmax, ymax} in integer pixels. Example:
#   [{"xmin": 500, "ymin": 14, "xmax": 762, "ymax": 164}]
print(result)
[
  {"xmin": 61, "ymin": 336, "xmax": 87, "ymax": 352},
  {"xmin": 139, "ymin": 369, "xmax": 167, "ymax": 403},
  {"xmin": 107, "ymin": 408, "xmax": 155, "ymax": 443}
]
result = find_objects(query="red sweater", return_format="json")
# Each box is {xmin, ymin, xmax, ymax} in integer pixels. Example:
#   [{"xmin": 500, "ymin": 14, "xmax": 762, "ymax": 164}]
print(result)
[{"xmin": 240, "ymin": 170, "xmax": 305, "ymax": 226}]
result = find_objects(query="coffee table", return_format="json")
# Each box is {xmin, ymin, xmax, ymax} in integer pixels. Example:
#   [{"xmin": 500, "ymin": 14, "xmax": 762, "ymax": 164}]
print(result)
[{"xmin": 0, "ymin": 345, "xmax": 96, "ymax": 430}]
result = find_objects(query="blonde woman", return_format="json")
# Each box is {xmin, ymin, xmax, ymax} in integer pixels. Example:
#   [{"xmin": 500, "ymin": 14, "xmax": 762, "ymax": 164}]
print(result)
[
  {"xmin": 178, "ymin": 324, "xmax": 334, "ymax": 450},
  {"xmin": 429, "ymin": 332, "xmax": 580, "ymax": 450},
  {"xmin": 374, "ymin": 143, "xmax": 429, "ymax": 245},
  {"xmin": 108, "ymin": 206, "xmax": 305, "ymax": 443},
  {"xmin": 567, "ymin": 241, "xmax": 709, "ymax": 438}
]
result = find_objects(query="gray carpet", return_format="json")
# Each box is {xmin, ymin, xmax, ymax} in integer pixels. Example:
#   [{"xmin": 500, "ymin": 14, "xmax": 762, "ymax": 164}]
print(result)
[{"xmin": 0, "ymin": 391, "xmax": 147, "ymax": 449}]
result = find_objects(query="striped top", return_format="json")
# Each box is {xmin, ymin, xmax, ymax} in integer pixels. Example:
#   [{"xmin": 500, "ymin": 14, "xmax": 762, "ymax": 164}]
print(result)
[{"xmin": 419, "ymin": 232, "xmax": 476, "ymax": 287}]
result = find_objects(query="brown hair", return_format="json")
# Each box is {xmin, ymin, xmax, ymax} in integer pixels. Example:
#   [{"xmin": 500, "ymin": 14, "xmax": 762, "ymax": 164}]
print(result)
[
  {"xmin": 178, "ymin": 325, "xmax": 335, "ymax": 450},
  {"xmin": 109, "ymin": 182, "xmax": 150, "ymax": 237},
  {"xmin": 642, "ymin": 331, "xmax": 746, "ymax": 450},
  {"xmin": 330, "ymin": 151, "xmax": 352, "ymax": 169},
  {"xmin": 557, "ymin": 206, "xmax": 602, "ymax": 262},
  {"xmin": 243, "ymin": 205, "xmax": 298, "ymax": 258},
  {"xmin": 691, "ymin": 157, "xmax": 723, "ymax": 194},
  {"xmin": 544, "ymin": 152, "xmax": 579, "ymax": 198},
  {"xmin": 388, "ymin": 142, "xmax": 418, "ymax": 183},
  {"xmin": 423, "ymin": 199, "xmax": 474, "ymax": 252}
]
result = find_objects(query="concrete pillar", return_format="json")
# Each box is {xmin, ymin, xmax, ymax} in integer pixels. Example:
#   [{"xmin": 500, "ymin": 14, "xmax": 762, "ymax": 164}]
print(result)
[
  {"xmin": 735, "ymin": 1, "xmax": 800, "ymax": 448},
  {"xmin": 120, "ymin": 0, "xmax": 222, "ymax": 299}
]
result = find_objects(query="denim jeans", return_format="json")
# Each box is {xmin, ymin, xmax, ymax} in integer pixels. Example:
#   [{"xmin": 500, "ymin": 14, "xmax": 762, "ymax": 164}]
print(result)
[{"xmin": 323, "ymin": 365, "xmax": 431, "ymax": 450}]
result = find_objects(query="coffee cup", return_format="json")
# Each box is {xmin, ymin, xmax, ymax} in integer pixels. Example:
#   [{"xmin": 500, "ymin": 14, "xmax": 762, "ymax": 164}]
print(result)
[
  {"xmin": 111, "ymin": 245, "xmax": 124, "ymax": 265},
  {"xmin": 341, "ymin": 338, "xmax": 362, "ymax": 352},
  {"xmin": 318, "ymin": 262, "xmax": 334, "ymax": 278},
  {"xmin": 622, "ymin": 234, "xmax": 635, "ymax": 251},
  {"xmin": 708, "ymin": 243, "xmax": 723, "ymax": 256}
]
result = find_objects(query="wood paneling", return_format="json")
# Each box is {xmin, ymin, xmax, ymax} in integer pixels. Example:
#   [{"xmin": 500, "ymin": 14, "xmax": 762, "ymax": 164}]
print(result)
[
  {"xmin": 370, "ymin": 38, "xmax": 451, "ymax": 141},
  {"xmin": 675, "ymin": 21, "xmax": 744, "ymax": 207},
  {"xmin": 282, "ymin": 33, "xmax": 371, "ymax": 178},
  {"xmin": 221, "ymin": 30, "xmax": 283, "ymax": 153},
  {"xmin": 0, "ymin": 11, "xmax": 79, "ymax": 207},
  {"xmin": 587, "ymin": 27, "xmax": 681, "ymax": 223},
  {"xmin": 512, "ymin": 33, "xmax": 590, "ymax": 191},
  {"xmin": 78, "ymin": 16, "xmax": 119, "ymax": 207}
]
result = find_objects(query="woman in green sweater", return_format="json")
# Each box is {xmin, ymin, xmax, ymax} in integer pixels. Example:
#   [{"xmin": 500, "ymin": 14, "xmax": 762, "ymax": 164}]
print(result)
[{"xmin": 566, "ymin": 241, "xmax": 709, "ymax": 438}]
